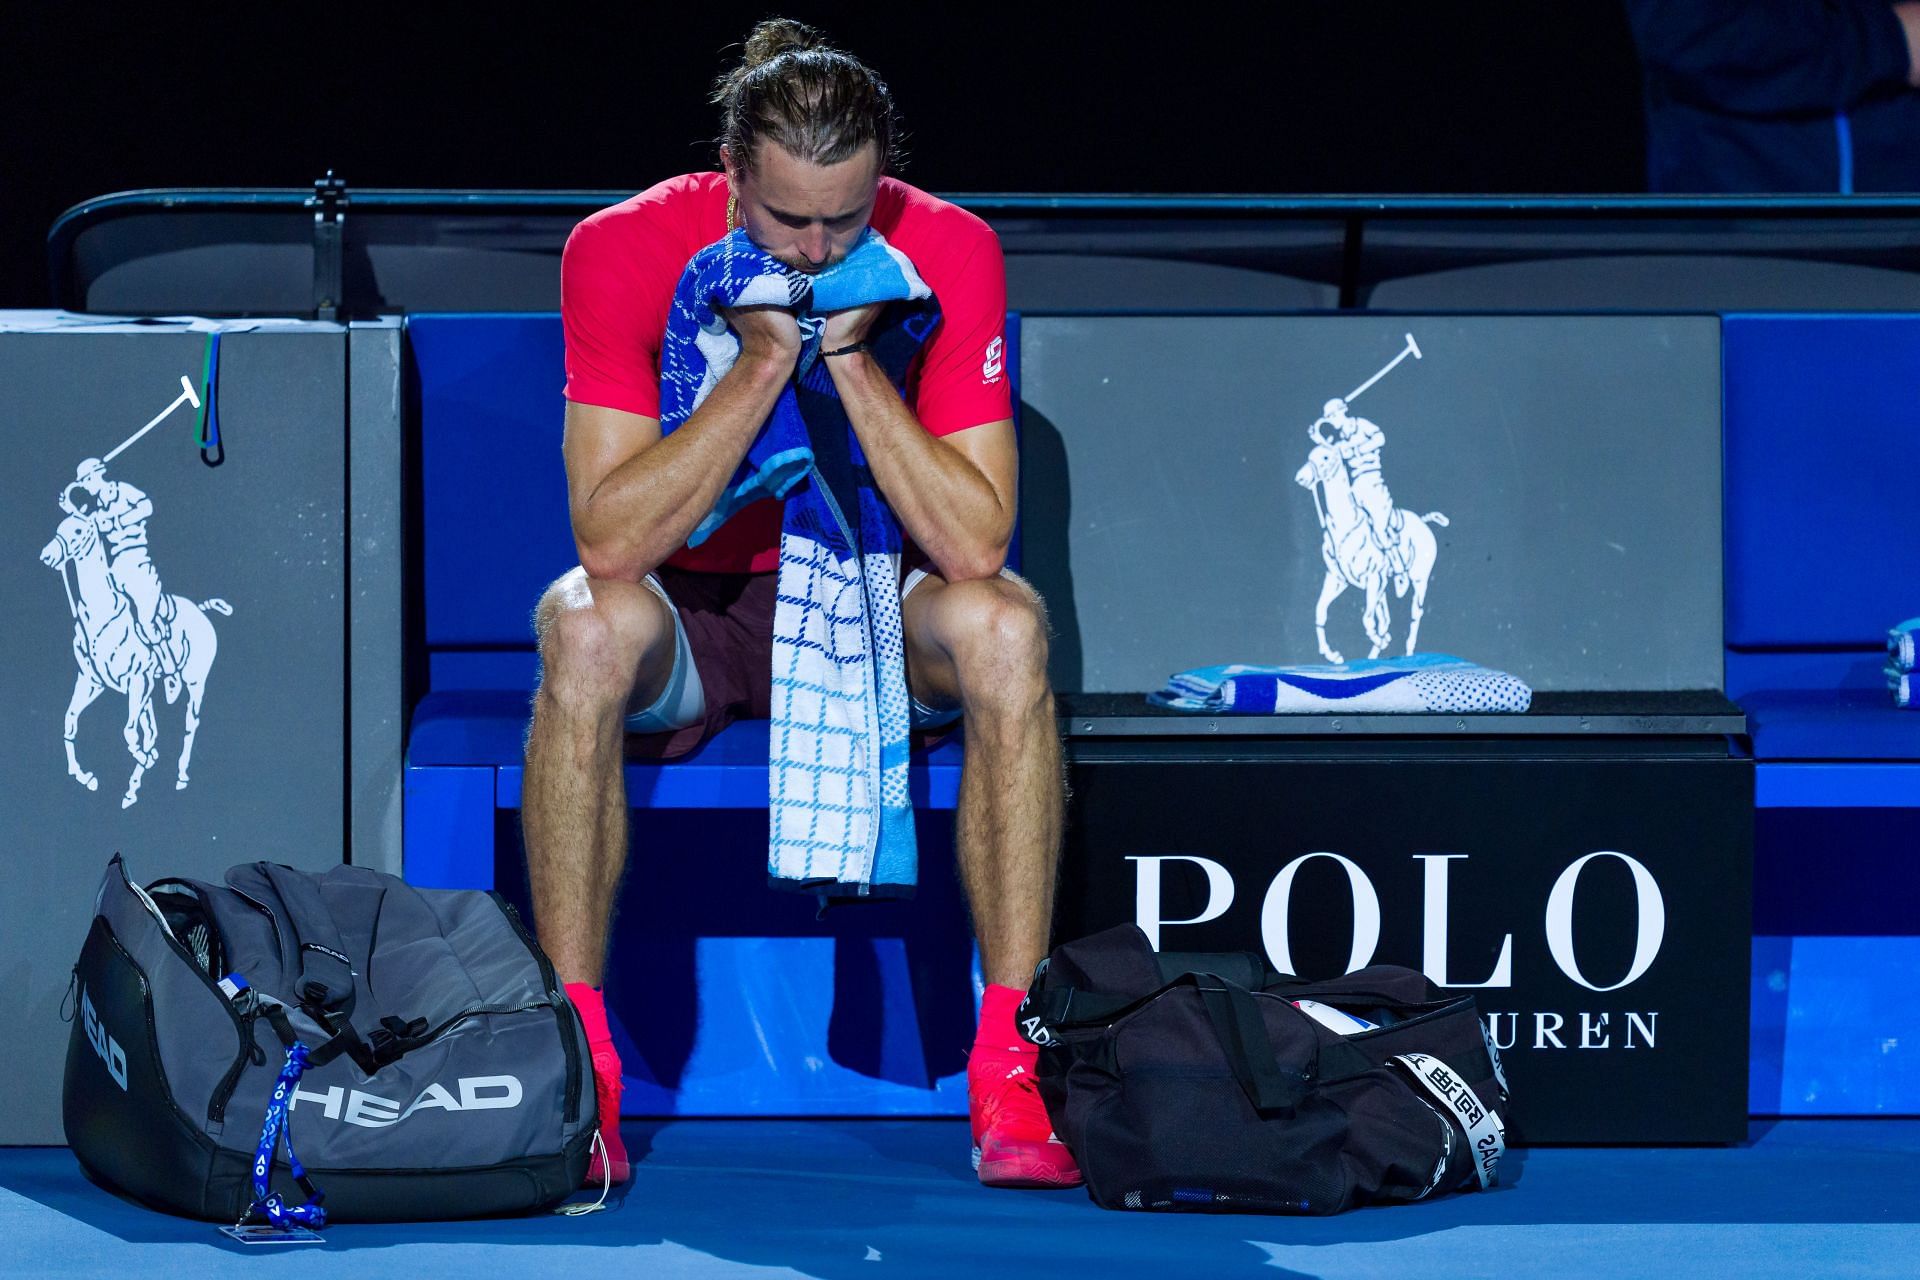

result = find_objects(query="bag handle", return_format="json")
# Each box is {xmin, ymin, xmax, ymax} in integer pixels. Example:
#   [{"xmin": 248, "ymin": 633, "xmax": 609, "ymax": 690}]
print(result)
[
  {"xmin": 1017, "ymin": 985, "xmax": 1140, "ymax": 1045},
  {"xmin": 1024, "ymin": 971, "xmax": 1326, "ymax": 1114},
  {"xmin": 1194, "ymin": 975, "xmax": 1308, "ymax": 1113},
  {"xmin": 1019, "ymin": 971, "xmax": 1248, "ymax": 1042}
]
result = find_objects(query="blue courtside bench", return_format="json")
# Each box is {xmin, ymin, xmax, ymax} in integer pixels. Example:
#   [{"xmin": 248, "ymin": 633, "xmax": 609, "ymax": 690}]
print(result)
[
  {"xmin": 1722, "ymin": 315, "xmax": 1920, "ymax": 806},
  {"xmin": 397, "ymin": 308, "xmax": 1920, "ymax": 1119},
  {"xmin": 1724, "ymin": 315, "xmax": 1920, "ymax": 1116},
  {"xmin": 400, "ymin": 313, "xmax": 1017, "ymax": 893}
]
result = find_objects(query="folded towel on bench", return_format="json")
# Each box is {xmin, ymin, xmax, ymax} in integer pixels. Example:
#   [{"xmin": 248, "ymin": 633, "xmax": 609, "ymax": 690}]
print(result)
[
  {"xmin": 1891, "ymin": 665, "xmax": 1916, "ymax": 710},
  {"xmin": 659, "ymin": 227, "xmax": 936, "ymax": 903},
  {"xmin": 1890, "ymin": 617, "xmax": 1919, "ymax": 675},
  {"xmin": 1150, "ymin": 653, "xmax": 1534, "ymax": 714}
]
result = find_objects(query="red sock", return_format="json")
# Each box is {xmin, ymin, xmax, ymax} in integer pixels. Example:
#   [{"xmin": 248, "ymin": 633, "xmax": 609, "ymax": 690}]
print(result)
[
  {"xmin": 564, "ymin": 982, "xmax": 630, "ymax": 1183},
  {"xmin": 972, "ymin": 984, "xmax": 1038, "ymax": 1061},
  {"xmin": 567, "ymin": 981, "xmax": 613, "ymax": 1046}
]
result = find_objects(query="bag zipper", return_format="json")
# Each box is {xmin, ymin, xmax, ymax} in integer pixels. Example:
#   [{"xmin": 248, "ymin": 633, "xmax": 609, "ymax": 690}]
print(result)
[
  {"xmin": 105, "ymin": 864, "xmax": 253, "ymax": 1124},
  {"xmin": 208, "ymin": 997, "xmax": 265, "ymax": 1123},
  {"xmin": 1338, "ymin": 996, "xmax": 1479, "ymax": 1042},
  {"xmin": 489, "ymin": 892, "xmax": 581, "ymax": 1124},
  {"xmin": 1247, "ymin": 989, "xmax": 1477, "ymax": 1041}
]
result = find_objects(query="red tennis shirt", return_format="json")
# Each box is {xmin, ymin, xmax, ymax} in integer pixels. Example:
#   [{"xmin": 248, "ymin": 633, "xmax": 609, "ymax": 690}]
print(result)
[{"xmin": 561, "ymin": 171, "xmax": 1011, "ymax": 573}]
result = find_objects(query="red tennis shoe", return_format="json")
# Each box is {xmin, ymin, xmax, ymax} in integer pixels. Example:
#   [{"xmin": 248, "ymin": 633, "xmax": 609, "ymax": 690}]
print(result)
[
  {"xmin": 968, "ymin": 1056, "xmax": 1082, "ymax": 1189},
  {"xmin": 586, "ymin": 1042, "xmax": 631, "ymax": 1186}
]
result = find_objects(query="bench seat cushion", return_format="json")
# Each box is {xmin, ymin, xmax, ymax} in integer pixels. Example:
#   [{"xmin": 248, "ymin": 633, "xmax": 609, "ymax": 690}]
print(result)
[
  {"xmin": 407, "ymin": 689, "xmax": 966, "ymax": 770},
  {"xmin": 1740, "ymin": 687, "xmax": 1920, "ymax": 761},
  {"xmin": 409, "ymin": 689, "xmax": 534, "ymax": 766},
  {"xmin": 1725, "ymin": 650, "xmax": 1918, "ymax": 761}
]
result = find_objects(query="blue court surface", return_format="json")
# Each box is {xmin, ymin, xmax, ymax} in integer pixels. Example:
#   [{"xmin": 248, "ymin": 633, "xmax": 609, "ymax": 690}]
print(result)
[{"xmin": 4, "ymin": 1118, "xmax": 1919, "ymax": 1279}]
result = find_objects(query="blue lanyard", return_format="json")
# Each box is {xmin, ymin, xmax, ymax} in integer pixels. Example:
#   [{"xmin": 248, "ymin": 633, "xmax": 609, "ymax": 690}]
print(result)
[
  {"xmin": 243, "ymin": 1041, "xmax": 327, "ymax": 1231},
  {"xmin": 197, "ymin": 331, "xmax": 224, "ymax": 465}
]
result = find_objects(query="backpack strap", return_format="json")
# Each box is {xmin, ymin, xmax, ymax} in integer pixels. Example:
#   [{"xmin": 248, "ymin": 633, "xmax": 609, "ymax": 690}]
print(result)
[
  {"xmin": 258, "ymin": 862, "xmax": 356, "ymax": 1017},
  {"xmin": 236, "ymin": 863, "xmax": 357, "ymax": 1019},
  {"xmin": 233, "ymin": 867, "xmax": 441, "ymax": 1076}
]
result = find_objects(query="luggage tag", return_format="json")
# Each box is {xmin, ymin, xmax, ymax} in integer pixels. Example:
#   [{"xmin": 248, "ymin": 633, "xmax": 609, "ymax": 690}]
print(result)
[
  {"xmin": 213, "ymin": 971, "xmax": 324, "ymax": 1244},
  {"xmin": 219, "ymin": 1222, "xmax": 325, "ymax": 1245}
]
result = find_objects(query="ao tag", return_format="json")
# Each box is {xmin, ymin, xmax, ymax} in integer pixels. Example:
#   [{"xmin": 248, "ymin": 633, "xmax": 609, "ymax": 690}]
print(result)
[{"xmin": 219, "ymin": 1223, "xmax": 324, "ymax": 1245}]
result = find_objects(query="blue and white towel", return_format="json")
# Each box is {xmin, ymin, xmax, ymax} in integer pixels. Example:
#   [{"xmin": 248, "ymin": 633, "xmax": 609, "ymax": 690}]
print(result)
[
  {"xmin": 662, "ymin": 228, "xmax": 931, "ymax": 549},
  {"xmin": 660, "ymin": 228, "xmax": 935, "ymax": 901},
  {"xmin": 1889, "ymin": 617, "xmax": 1919, "ymax": 675},
  {"xmin": 1150, "ymin": 653, "xmax": 1533, "ymax": 715}
]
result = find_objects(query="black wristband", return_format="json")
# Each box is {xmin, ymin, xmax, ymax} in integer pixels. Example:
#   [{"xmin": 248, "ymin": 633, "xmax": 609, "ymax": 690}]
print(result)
[{"xmin": 821, "ymin": 341, "xmax": 871, "ymax": 359}]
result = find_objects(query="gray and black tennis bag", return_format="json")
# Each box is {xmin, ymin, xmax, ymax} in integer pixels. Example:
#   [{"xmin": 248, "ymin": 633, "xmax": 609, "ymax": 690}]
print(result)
[
  {"xmin": 64, "ymin": 855, "xmax": 596, "ymax": 1223},
  {"xmin": 1022, "ymin": 924, "xmax": 1510, "ymax": 1215}
]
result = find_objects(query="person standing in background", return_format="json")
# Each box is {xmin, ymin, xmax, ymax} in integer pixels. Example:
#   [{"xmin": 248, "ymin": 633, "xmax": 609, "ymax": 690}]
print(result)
[{"xmin": 1624, "ymin": 0, "xmax": 1920, "ymax": 192}]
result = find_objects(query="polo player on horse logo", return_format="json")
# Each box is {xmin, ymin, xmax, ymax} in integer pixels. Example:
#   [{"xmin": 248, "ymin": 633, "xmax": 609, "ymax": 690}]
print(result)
[
  {"xmin": 1292, "ymin": 335, "xmax": 1449, "ymax": 664},
  {"xmin": 41, "ymin": 452, "xmax": 232, "ymax": 809}
]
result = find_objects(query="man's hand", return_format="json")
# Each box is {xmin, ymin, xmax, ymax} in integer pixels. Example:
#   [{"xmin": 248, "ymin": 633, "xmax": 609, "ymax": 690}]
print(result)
[
  {"xmin": 1899, "ymin": 1, "xmax": 1920, "ymax": 88},
  {"xmin": 720, "ymin": 304, "xmax": 803, "ymax": 363},
  {"xmin": 822, "ymin": 302, "xmax": 885, "ymax": 350}
]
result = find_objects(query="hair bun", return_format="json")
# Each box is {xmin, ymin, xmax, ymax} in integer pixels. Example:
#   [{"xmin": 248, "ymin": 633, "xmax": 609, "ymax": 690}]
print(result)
[{"xmin": 742, "ymin": 18, "xmax": 827, "ymax": 69}]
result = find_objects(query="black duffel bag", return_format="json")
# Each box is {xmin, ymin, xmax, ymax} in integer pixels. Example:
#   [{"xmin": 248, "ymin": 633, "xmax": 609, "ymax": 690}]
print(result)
[
  {"xmin": 64, "ymin": 855, "xmax": 598, "ymax": 1224},
  {"xmin": 1020, "ymin": 924, "xmax": 1509, "ymax": 1215}
]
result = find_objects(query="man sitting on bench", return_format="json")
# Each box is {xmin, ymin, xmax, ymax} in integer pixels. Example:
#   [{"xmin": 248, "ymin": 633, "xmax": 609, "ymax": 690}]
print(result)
[{"xmin": 524, "ymin": 18, "xmax": 1076, "ymax": 1191}]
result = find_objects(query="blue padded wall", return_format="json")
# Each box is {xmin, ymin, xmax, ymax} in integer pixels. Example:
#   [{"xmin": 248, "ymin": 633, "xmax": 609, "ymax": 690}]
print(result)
[
  {"xmin": 409, "ymin": 314, "xmax": 578, "ymax": 650},
  {"xmin": 1723, "ymin": 315, "xmax": 1920, "ymax": 649},
  {"xmin": 407, "ymin": 312, "xmax": 1023, "ymax": 1116},
  {"xmin": 403, "ymin": 311, "xmax": 1920, "ymax": 1116},
  {"xmin": 410, "ymin": 311, "xmax": 1023, "ymax": 664}
]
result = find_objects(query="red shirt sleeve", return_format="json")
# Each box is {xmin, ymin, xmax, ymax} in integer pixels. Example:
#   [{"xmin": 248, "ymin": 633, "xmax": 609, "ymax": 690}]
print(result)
[
  {"xmin": 560, "ymin": 216, "xmax": 669, "ymax": 420},
  {"xmin": 911, "ymin": 227, "xmax": 1013, "ymax": 437}
]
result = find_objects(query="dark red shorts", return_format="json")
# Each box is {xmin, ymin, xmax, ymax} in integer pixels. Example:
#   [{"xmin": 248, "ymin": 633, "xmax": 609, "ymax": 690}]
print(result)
[
  {"xmin": 622, "ymin": 563, "xmax": 961, "ymax": 761},
  {"xmin": 622, "ymin": 566, "xmax": 776, "ymax": 760}
]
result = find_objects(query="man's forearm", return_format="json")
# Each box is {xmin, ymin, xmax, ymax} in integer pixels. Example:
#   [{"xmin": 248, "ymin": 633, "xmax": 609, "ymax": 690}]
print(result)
[
  {"xmin": 826, "ymin": 352, "xmax": 1011, "ymax": 581},
  {"xmin": 574, "ymin": 354, "xmax": 792, "ymax": 581}
]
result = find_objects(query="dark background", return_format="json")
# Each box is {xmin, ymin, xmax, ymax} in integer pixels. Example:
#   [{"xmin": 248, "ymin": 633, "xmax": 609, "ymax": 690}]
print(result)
[{"xmin": 0, "ymin": 3, "xmax": 1648, "ymax": 309}]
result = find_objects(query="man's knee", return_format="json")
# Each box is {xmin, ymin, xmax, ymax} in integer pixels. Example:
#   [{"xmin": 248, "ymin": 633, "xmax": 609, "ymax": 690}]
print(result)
[
  {"xmin": 533, "ymin": 568, "xmax": 674, "ymax": 713},
  {"xmin": 942, "ymin": 575, "xmax": 1051, "ymax": 706}
]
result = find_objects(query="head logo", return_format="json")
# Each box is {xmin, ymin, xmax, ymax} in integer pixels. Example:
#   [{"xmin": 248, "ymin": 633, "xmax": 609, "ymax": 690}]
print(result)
[
  {"xmin": 289, "ymin": 1075, "xmax": 524, "ymax": 1128},
  {"xmin": 81, "ymin": 988, "xmax": 128, "ymax": 1091}
]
